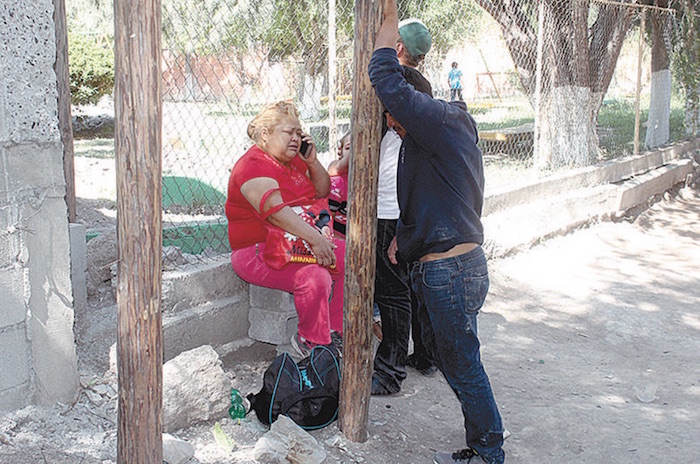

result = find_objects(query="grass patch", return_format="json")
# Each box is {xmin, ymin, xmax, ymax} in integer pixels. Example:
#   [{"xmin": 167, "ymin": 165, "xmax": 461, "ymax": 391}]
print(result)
[
  {"xmin": 73, "ymin": 138, "xmax": 114, "ymax": 159},
  {"xmin": 597, "ymin": 97, "xmax": 687, "ymax": 159}
]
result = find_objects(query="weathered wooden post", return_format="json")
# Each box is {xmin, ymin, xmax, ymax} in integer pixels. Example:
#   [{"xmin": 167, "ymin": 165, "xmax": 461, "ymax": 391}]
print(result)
[
  {"xmin": 52, "ymin": 0, "xmax": 75, "ymax": 222},
  {"xmin": 114, "ymin": 0, "xmax": 163, "ymax": 461},
  {"xmin": 339, "ymin": 0, "xmax": 383, "ymax": 442}
]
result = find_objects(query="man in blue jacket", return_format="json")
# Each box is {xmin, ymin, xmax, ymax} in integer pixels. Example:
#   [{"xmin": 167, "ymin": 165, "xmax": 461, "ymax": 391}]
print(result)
[{"xmin": 368, "ymin": 0, "xmax": 506, "ymax": 463}]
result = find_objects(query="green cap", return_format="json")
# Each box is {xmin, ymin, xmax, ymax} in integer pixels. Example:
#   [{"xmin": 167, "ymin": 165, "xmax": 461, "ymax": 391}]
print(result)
[{"xmin": 398, "ymin": 19, "xmax": 432, "ymax": 58}]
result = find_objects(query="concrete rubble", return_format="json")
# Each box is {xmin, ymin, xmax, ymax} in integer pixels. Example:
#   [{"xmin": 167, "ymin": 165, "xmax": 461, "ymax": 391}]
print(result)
[
  {"xmin": 253, "ymin": 414, "xmax": 326, "ymax": 464},
  {"xmin": 162, "ymin": 345, "xmax": 232, "ymax": 432}
]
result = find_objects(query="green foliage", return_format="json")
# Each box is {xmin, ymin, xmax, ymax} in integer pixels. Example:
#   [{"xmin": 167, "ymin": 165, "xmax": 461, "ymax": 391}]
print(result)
[
  {"xmin": 597, "ymin": 97, "xmax": 686, "ymax": 159},
  {"xmin": 162, "ymin": 0, "xmax": 231, "ymax": 55},
  {"xmin": 671, "ymin": 1, "xmax": 700, "ymax": 128},
  {"xmin": 68, "ymin": 32, "xmax": 114, "ymax": 105}
]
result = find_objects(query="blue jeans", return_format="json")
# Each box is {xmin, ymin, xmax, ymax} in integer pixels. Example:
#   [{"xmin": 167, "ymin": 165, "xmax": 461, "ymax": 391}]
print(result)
[
  {"xmin": 373, "ymin": 219, "xmax": 412, "ymax": 393},
  {"xmin": 411, "ymin": 246, "xmax": 505, "ymax": 463}
]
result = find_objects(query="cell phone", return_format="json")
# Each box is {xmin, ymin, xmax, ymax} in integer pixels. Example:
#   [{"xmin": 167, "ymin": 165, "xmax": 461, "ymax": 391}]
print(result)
[{"xmin": 299, "ymin": 140, "xmax": 311, "ymax": 158}]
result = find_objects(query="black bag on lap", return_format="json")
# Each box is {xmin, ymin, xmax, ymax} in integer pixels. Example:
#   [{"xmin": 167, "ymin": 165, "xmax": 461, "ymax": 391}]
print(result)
[{"xmin": 247, "ymin": 344, "xmax": 341, "ymax": 430}]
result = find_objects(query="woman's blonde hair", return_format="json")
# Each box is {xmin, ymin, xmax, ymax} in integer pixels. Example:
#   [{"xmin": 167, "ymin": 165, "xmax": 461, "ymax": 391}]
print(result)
[{"xmin": 247, "ymin": 100, "xmax": 300, "ymax": 143}]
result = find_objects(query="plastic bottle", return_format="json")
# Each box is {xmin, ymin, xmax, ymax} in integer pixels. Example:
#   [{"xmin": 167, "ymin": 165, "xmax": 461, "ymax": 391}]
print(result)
[{"xmin": 228, "ymin": 388, "xmax": 247, "ymax": 420}]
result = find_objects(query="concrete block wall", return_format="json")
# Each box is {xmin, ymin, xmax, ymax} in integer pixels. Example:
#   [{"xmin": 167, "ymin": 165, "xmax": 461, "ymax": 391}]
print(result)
[{"xmin": 0, "ymin": 0, "xmax": 79, "ymax": 410}]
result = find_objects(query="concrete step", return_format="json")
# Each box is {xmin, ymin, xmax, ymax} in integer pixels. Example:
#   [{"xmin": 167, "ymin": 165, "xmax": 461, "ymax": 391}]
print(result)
[
  {"xmin": 483, "ymin": 159, "xmax": 693, "ymax": 259},
  {"xmin": 163, "ymin": 294, "xmax": 248, "ymax": 361},
  {"xmin": 162, "ymin": 257, "xmax": 247, "ymax": 315}
]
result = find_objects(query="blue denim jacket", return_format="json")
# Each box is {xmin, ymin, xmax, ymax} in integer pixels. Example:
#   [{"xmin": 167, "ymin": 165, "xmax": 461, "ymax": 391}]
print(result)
[{"xmin": 368, "ymin": 48, "xmax": 485, "ymax": 263}]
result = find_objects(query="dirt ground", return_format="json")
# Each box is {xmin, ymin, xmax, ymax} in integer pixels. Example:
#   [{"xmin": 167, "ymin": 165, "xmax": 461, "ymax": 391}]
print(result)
[{"xmin": 1, "ymin": 172, "xmax": 699, "ymax": 463}]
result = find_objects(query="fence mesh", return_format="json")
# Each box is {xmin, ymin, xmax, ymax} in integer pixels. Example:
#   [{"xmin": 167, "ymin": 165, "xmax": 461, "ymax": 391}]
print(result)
[{"xmin": 69, "ymin": 0, "xmax": 690, "ymax": 268}]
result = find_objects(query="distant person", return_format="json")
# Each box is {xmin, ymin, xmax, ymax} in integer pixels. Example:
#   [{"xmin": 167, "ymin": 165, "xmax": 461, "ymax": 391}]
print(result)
[
  {"xmin": 225, "ymin": 100, "xmax": 345, "ymax": 359},
  {"xmin": 370, "ymin": 0, "xmax": 506, "ymax": 463},
  {"xmin": 448, "ymin": 61, "xmax": 463, "ymax": 102},
  {"xmin": 371, "ymin": 17, "xmax": 437, "ymax": 396}
]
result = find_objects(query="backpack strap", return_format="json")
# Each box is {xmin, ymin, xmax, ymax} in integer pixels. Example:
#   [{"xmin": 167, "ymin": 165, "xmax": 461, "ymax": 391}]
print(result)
[{"xmin": 268, "ymin": 353, "xmax": 301, "ymax": 425}]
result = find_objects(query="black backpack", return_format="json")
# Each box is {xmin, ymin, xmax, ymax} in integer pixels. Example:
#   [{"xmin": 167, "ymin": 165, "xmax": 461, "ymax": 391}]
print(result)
[{"xmin": 247, "ymin": 345, "xmax": 341, "ymax": 430}]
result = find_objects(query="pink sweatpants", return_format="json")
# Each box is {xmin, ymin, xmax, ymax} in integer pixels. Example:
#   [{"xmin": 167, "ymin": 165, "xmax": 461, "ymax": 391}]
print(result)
[{"xmin": 231, "ymin": 240, "xmax": 345, "ymax": 345}]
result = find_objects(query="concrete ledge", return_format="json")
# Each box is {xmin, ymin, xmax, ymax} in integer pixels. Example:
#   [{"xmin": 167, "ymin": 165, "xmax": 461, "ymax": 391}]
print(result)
[
  {"xmin": 484, "ymin": 157, "xmax": 695, "ymax": 259},
  {"xmin": 484, "ymin": 184, "xmax": 619, "ymax": 258},
  {"xmin": 484, "ymin": 139, "xmax": 698, "ymax": 215},
  {"xmin": 162, "ymin": 258, "xmax": 248, "ymax": 315},
  {"xmin": 616, "ymin": 159, "xmax": 694, "ymax": 211},
  {"xmin": 163, "ymin": 295, "xmax": 249, "ymax": 361}
]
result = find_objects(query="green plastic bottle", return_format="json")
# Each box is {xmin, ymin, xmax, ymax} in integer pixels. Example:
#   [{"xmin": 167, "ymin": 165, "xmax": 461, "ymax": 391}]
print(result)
[{"xmin": 228, "ymin": 388, "xmax": 247, "ymax": 420}]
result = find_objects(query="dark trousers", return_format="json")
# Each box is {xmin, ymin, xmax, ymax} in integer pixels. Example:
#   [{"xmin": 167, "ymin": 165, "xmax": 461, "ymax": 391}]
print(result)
[{"xmin": 373, "ymin": 219, "xmax": 411, "ymax": 393}]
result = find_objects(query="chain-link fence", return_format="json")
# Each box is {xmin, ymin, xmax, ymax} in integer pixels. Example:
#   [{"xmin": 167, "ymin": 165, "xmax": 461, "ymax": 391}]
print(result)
[{"xmin": 69, "ymin": 0, "xmax": 694, "ymax": 267}]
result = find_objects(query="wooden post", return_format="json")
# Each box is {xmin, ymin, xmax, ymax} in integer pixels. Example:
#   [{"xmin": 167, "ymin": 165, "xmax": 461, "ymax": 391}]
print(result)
[
  {"xmin": 328, "ymin": 0, "xmax": 338, "ymax": 152},
  {"xmin": 339, "ymin": 0, "xmax": 382, "ymax": 443},
  {"xmin": 634, "ymin": 9, "xmax": 646, "ymax": 156},
  {"xmin": 53, "ymin": 0, "xmax": 76, "ymax": 223},
  {"xmin": 114, "ymin": 0, "xmax": 163, "ymax": 462}
]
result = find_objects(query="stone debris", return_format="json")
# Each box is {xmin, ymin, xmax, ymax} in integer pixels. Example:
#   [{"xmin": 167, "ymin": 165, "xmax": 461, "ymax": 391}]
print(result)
[
  {"xmin": 163, "ymin": 345, "xmax": 232, "ymax": 432},
  {"xmin": 253, "ymin": 415, "xmax": 326, "ymax": 464},
  {"xmin": 163, "ymin": 433, "xmax": 195, "ymax": 464}
]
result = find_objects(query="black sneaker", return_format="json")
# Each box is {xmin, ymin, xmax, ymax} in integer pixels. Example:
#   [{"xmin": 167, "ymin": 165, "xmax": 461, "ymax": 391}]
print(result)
[
  {"xmin": 370, "ymin": 376, "xmax": 398, "ymax": 396},
  {"xmin": 433, "ymin": 448, "xmax": 482, "ymax": 464},
  {"xmin": 407, "ymin": 353, "xmax": 438, "ymax": 377}
]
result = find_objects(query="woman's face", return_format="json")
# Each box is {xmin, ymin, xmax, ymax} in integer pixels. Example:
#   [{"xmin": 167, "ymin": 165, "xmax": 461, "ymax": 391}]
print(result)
[{"xmin": 263, "ymin": 117, "xmax": 303, "ymax": 164}]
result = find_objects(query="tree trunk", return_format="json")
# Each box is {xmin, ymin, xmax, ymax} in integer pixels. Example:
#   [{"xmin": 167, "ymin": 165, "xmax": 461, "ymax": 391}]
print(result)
[
  {"xmin": 645, "ymin": 1, "xmax": 672, "ymax": 149},
  {"xmin": 536, "ymin": 86, "xmax": 598, "ymax": 169},
  {"xmin": 299, "ymin": 69, "xmax": 324, "ymax": 121},
  {"xmin": 114, "ymin": 0, "xmax": 164, "ymax": 462},
  {"xmin": 476, "ymin": 0, "xmax": 633, "ymax": 167},
  {"xmin": 646, "ymin": 69, "xmax": 671, "ymax": 148},
  {"xmin": 339, "ymin": 0, "xmax": 381, "ymax": 444}
]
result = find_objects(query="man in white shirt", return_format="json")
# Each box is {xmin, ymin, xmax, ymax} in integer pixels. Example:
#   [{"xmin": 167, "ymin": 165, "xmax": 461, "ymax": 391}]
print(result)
[{"xmin": 371, "ymin": 18, "xmax": 436, "ymax": 396}]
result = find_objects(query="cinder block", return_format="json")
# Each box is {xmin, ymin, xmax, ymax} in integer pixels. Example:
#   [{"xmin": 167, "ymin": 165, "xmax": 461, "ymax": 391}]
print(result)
[
  {"xmin": 2, "ymin": 1, "xmax": 61, "ymax": 144},
  {"xmin": 249, "ymin": 285, "xmax": 295, "ymax": 313},
  {"xmin": 0, "ymin": 325, "xmax": 31, "ymax": 394},
  {"xmin": 0, "ymin": 382, "xmax": 32, "ymax": 411},
  {"xmin": 248, "ymin": 305, "xmax": 297, "ymax": 345},
  {"xmin": 5, "ymin": 143, "xmax": 66, "ymax": 191},
  {"xmin": 163, "ymin": 295, "xmax": 249, "ymax": 362},
  {"xmin": 0, "ymin": 266, "xmax": 27, "ymax": 328}
]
